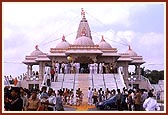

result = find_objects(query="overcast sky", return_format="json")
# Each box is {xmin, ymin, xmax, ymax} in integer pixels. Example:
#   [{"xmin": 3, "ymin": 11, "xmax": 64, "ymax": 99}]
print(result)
[{"xmin": 2, "ymin": 2, "xmax": 165, "ymax": 77}]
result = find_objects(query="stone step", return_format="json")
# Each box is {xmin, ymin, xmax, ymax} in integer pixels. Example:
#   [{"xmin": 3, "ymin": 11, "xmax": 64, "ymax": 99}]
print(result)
[{"xmin": 50, "ymin": 74, "xmax": 126, "ymax": 94}]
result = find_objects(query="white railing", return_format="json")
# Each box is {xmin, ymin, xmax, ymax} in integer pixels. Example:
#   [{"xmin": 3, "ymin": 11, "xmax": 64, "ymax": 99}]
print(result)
[
  {"xmin": 141, "ymin": 75, "xmax": 153, "ymax": 90},
  {"xmin": 118, "ymin": 68, "xmax": 127, "ymax": 88}
]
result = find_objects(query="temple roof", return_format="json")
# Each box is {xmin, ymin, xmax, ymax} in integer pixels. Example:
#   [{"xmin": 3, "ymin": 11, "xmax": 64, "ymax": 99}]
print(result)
[
  {"xmin": 126, "ymin": 45, "xmax": 138, "ymax": 57},
  {"xmin": 99, "ymin": 36, "xmax": 112, "ymax": 49},
  {"xmin": 30, "ymin": 45, "xmax": 44, "ymax": 57},
  {"xmin": 74, "ymin": 35, "xmax": 94, "ymax": 46},
  {"xmin": 23, "ymin": 9, "xmax": 145, "ymax": 66},
  {"xmin": 56, "ymin": 35, "xmax": 70, "ymax": 49}
]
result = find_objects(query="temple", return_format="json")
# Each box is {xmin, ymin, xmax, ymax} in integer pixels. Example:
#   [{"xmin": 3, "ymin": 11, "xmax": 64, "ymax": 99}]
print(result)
[{"xmin": 21, "ymin": 9, "xmax": 152, "ymax": 92}]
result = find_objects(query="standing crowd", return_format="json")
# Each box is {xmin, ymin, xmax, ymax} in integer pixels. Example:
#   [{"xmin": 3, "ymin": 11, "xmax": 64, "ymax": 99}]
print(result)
[
  {"xmin": 4, "ymin": 86, "xmax": 64, "ymax": 111},
  {"xmin": 4, "ymin": 85, "xmax": 161, "ymax": 111},
  {"xmin": 87, "ymin": 87, "xmax": 160, "ymax": 111},
  {"xmin": 49, "ymin": 61, "xmax": 118, "ymax": 75}
]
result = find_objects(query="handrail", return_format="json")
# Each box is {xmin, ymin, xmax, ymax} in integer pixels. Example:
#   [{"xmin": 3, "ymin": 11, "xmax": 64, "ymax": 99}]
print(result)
[
  {"xmin": 103, "ymin": 74, "xmax": 106, "ymax": 90},
  {"xmin": 113, "ymin": 74, "xmax": 118, "ymax": 89},
  {"xmin": 141, "ymin": 75, "xmax": 153, "ymax": 90},
  {"xmin": 118, "ymin": 68, "xmax": 127, "ymax": 88},
  {"xmin": 61, "ymin": 74, "xmax": 65, "ymax": 89},
  {"xmin": 92, "ymin": 74, "xmax": 94, "ymax": 89},
  {"xmin": 73, "ymin": 74, "xmax": 76, "ymax": 91},
  {"xmin": 40, "ymin": 73, "xmax": 47, "ymax": 88}
]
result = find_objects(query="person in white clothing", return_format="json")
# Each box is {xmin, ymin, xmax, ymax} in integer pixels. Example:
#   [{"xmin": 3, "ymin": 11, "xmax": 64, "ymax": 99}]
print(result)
[
  {"xmin": 55, "ymin": 61, "xmax": 60, "ymax": 74},
  {"xmin": 61, "ymin": 62, "xmax": 65, "ymax": 74},
  {"xmin": 99, "ymin": 63, "xmax": 103, "ymax": 74},
  {"xmin": 87, "ymin": 87, "xmax": 93, "ymax": 105},
  {"xmin": 42, "ymin": 72, "xmax": 48, "ymax": 86},
  {"xmin": 46, "ymin": 88, "xmax": 56, "ymax": 111},
  {"xmin": 90, "ymin": 63, "xmax": 94, "ymax": 74},
  {"xmin": 64, "ymin": 62, "xmax": 68, "ymax": 74},
  {"xmin": 76, "ymin": 63, "xmax": 80, "ymax": 74},
  {"xmin": 143, "ymin": 92, "xmax": 160, "ymax": 111},
  {"xmin": 94, "ymin": 62, "xmax": 98, "ymax": 74}
]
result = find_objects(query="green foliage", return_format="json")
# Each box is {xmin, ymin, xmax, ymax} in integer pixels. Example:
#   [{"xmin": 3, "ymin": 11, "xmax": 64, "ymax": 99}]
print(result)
[{"xmin": 144, "ymin": 70, "xmax": 164, "ymax": 84}]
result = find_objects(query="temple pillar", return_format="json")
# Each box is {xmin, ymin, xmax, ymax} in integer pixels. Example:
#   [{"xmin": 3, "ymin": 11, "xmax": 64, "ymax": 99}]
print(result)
[
  {"xmin": 27, "ymin": 65, "xmax": 30, "ymax": 79},
  {"xmin": 137, "ymin": 64, "xmax": 141, "ymax": 80},
  {"xmin": 135, "ymin": 65, "xmax": 138, "ymax": 75},
  {"xmin": 30, "ymin": 65, "xmax": 33, "ymax": 78},
  {"xmin": 39, "ymin": 62, "xmax": 43, "ymax": 80},
  {"xmin": 125, "ymin": 62, "xmax": 129, "ymax": 79},
  {"xmin": 123, "ymin": 66, "xmax": 126, "ymax": 78},
  {"xmin": 123, "ymin": 62, "xmax": 129, "ymax": 79},
  {"xmin": 42, "ymin": 62, "xmax": 45, "ymax": 80}
]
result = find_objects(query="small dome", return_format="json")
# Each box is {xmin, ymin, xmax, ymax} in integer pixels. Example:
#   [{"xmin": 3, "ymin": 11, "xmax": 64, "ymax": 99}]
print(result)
[
  {"xmin": 126, "ymin": 45, "xmax": 138, "ymax": 56},
  {"xmin": 30, "ymin": 45, "xmax": 44, "ymax": 56},
  {"xmin": 56, "ymin": 35, "xmax": 70, "ymax": 49},
  {"xmin": 74, "ymin": 36, "xmax": 94, "ymax": 46},
  {"xmin": 99, "ymin": 36, "xmax": 112, "ymax": 49}
]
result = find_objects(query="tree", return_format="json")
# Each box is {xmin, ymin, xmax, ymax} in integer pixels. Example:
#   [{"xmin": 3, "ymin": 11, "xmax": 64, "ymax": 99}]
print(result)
[{"xmin": 144, "ymin": 70, "xmax": 164, "ymax": 84}]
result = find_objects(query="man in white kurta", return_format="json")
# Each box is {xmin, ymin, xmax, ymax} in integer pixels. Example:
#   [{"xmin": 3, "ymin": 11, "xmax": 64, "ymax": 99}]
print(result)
[
  {"xmin": 55, "ymin": 62, "xmax": 60, "ymax": 74},
  {"xmin": 94, "ymin": 62, "xmax": 98, "ymax": 74},
  {"xmin": 87, "ymin": 87, "xmax": 93, "ymax": 105},
  {"xmin": 90, "ymin": 64, "xmax": 94, "ymax": 74},
  {"xmin": 99, "ymin": 63, "xmax": 103, "ymax": 74},
  {"xmin": 143, "ymin": 92, "xmax": 160, "ymax": 111},
  {"xmin": 76, "ymin": 63, "xmax": 80, "ymax": 74}
]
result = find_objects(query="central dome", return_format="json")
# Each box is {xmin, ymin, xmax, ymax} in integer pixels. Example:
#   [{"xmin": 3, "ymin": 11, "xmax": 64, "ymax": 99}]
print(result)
[{"xmin": 74, "ymin": 36, "xmax": 94, "ymax": 46}]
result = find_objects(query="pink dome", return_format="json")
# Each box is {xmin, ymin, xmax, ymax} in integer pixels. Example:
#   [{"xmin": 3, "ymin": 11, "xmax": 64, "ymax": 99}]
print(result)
[
  {"xmin": 74, "ymin": 36, "xmax": 94, "ymax": 46},
  {"xmin": 99, "ymin": 36, "xmax": 112, "ymax": 49},
  {"xmin": 30, "ymin": 45, "xmax": 44, "ymax": 56},
  {"xmin": 56, "ymin": 35, "xmax": 70, "ymax": 49},
  {"xmin": 126, "ymin": 45, "xmax": 138, "ymax": 56}
]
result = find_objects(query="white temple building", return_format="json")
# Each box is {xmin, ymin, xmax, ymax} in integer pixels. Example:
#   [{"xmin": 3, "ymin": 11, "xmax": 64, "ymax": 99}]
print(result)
[{"xmin": 21, "ymin": 9, "xmax": 153, "ymax": 92}]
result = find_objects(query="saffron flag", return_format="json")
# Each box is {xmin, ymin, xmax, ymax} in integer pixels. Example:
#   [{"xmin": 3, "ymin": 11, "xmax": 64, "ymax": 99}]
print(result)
[{"xmin": 14, "ymin": 78, "xmax": 18, "ymax": 86}]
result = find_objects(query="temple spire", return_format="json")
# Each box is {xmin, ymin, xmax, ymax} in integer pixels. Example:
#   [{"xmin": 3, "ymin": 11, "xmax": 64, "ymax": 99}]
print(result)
[
  {"xmin": 128, "ymin": 45, "xmax": 132, "ymax": 50},
  {"xmin": 81, "ymin": 8, "xmax": 85, "ymax": 19},
  {"xmin": 101, "ymin": 35, "xmax": 105, "ymax": 41},
  {"xmin": 35, "ymin": 45, "xmax": 39, "ymax": 50},
  {"xmin": 62, "ymin": 35, "xmax": 66, "ymax": 41},
  {"xmin": 81, "ymin": 27, "xmax": 86, "ymax": 36},
  {"xmin": 76, "ymin": 8, "xmax": 92, "ymax": 39}
]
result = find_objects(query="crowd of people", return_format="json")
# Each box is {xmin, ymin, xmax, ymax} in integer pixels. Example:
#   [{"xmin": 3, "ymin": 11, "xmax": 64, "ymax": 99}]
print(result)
[
  {"xmin": 4, "ymin": 85, "xmax": 160, "ymax": 111},
  {"xmin": 4, "ymin": 86, "xmax": 65, "ymax": 111},
  {"xmin": 4, "ymin": 61, "xmax": 161, "ymax": 111},
  {"xmin": 4, "ymin": 85, "xmax": 87, "ymax": 111},
  {"xmin": 87, "ymin": 87, "xmax": 160, "ymax": 111},
  {"xmin": 51, "ymin": 61, "xmax": 118, "ymax": 75}
]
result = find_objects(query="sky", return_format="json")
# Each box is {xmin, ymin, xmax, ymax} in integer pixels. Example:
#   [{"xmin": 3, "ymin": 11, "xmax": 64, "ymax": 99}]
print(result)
[{"xmin": 2, "ymin": 2, "xmax": 165, "ymax": 77}]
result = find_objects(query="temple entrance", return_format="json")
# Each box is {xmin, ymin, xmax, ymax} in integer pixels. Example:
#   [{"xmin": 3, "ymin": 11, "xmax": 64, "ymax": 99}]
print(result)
[
  {"xmin": 75, "ymin": 56, "xmax": 93, "ymax": 73},
  {"xmin": 80, "ymin": 63, "xmax": 89, "ymax": 73}
]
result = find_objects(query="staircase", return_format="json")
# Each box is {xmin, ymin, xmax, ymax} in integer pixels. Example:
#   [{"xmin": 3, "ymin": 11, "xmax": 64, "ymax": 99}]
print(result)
[
  {"xmin": 50, "ymin": 73, "xmax": 126, "ymax": 94},
  {"xmin": 114, "ymin": 74, "xmax": 126, "ymax": 90},
  {"xmin": 62, "ymin": 74, "xmax": 75, "ymax": 89},
  {"xmin": 104, "ymin": 74, "xmax": 117, "ymax": 90},
  {"xmin": 92, "ymin": 74, "xmax": 105, "ymax": 90},
  {"xmin": 50, "ymin": 74, "xmax": 64, "ymax": 90},
  {"xmin": 76, "ymin": 74, "xmax": 91, "ymax": 100}
]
